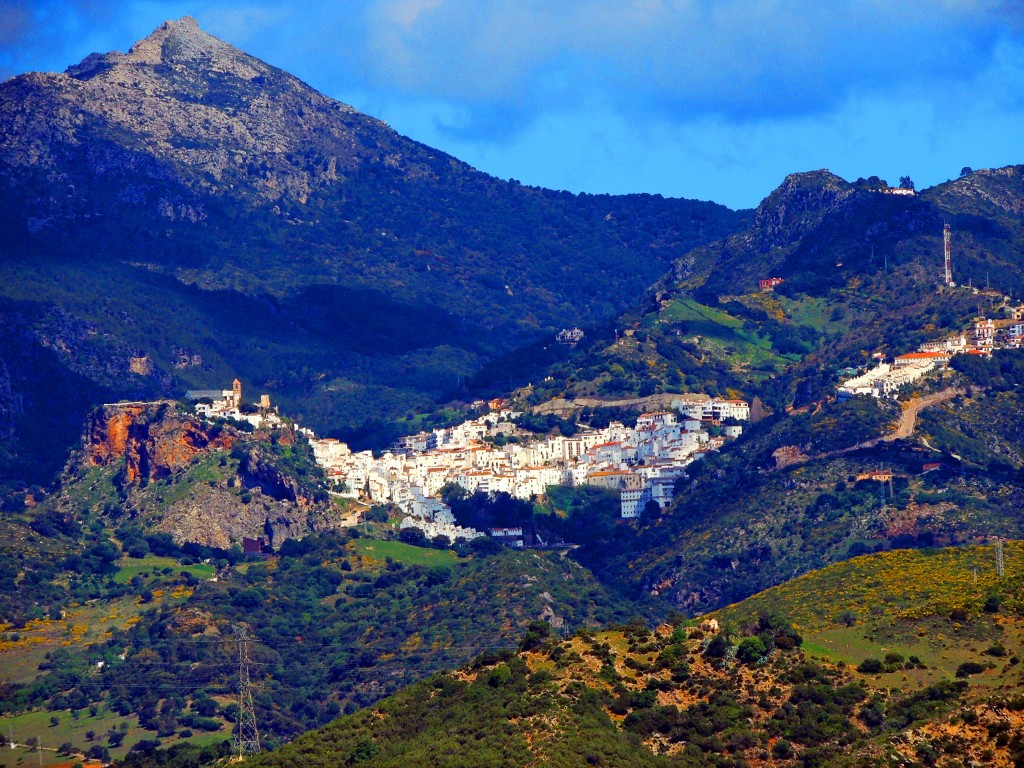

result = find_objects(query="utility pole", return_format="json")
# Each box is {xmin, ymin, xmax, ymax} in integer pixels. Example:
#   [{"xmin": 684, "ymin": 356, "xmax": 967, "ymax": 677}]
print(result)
[
  {"xmin": 235, "ymin": 625, "xmax": 261, "ymax": 758},
  {"xmin": 996, "ymin": 538, "xmax": 1005, "ymax": 578}
]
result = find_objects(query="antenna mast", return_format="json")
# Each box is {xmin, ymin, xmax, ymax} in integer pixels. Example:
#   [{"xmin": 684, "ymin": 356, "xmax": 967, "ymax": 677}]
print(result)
[
  {"xmin": 943, "ymin": 223, "xmax": 954, "ymax": 287},
  {"xmin": 235, "ymin": 625, "xmax": 261, "ymax": 758}
]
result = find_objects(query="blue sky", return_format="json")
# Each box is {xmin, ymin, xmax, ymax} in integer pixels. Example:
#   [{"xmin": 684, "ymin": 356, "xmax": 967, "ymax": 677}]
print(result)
[{"xmin": 2, "ymin": 1, "xmax": 1022, "ymax": 209}]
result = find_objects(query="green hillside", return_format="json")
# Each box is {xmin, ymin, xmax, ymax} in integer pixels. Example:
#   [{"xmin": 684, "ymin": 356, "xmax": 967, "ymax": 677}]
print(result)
[
  {"xmin": 237, "ymin": 543, "xmax": 1024, "ymax": 768},
  {"xmin": 0, "ymin": 520, "xmax": 635, "ymax": 756}
]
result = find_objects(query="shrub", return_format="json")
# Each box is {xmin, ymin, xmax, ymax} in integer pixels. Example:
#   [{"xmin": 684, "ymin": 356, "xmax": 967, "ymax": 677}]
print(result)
[
  {"xmin": 487, "ymin": 664, "xmax": 513, "ymax": 687},
  {"xmin": 857, "ymin": 658, "xmax": 883, "ymax": 674},
  {"xmin": 704, "ymin": 633, "xmax": 731, "ymax": 659},
  {"xmin": 772, "ymin": 740, "xmax": 794, "ymax": 759},
  {"xmin": 955, "ymin": 661, "xmax": 986, "ymax": 677}
]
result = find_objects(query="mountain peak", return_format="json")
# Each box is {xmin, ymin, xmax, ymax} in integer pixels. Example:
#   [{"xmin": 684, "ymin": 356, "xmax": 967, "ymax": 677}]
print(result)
[
  {"xmin": 123, "ymin": 15, "xmax": 246, "ymax": 68},
  {"xmin": 751, "ymin": 169, "xmax": 854, "ymax": 253},
  {"xmin": 62, "ymin": 15, "xmax": 256, "ymax": 81}
]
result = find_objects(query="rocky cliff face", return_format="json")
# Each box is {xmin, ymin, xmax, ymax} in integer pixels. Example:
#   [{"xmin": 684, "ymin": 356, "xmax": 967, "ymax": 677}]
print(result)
[
  {"xmin": 149, "ymin": 479, "xmax": 336, "ymax": 551},
  {"xmin": 73, "ymin": 401, "xmax": 337, "ymax": 548},
  {"xmin": 84, "ymin": 400, "xmax": 236, "ymax": 484}
]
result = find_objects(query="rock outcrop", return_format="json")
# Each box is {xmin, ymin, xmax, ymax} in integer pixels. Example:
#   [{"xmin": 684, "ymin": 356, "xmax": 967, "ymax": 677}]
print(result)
[
  {"xmin": 84, "ymin": 400, "xmax": 235, "ymax": 484},
  {"xmin": 750, "ymin": 170, "xmax": 855, "ymax": 254},
  {"xmin": 71, "ymin": 401, "xmax": 338, "ymax": 548}
]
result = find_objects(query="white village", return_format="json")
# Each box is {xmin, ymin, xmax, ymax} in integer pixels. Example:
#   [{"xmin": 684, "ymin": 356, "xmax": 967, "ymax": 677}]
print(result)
[
  {"xmin": 836, "ymin": 225, "xmax": 1024, "ymax": 400},
  {"xmin": 186, "ymin": 380, "xmax": 749, "ymax": 545},
  {"xmin": 308, "ymin": 395, "xmax": 749, "ymax": 543},
  {"xmin": 835, "ymin": 322, "xmax": 1005, "ymax": 401}
]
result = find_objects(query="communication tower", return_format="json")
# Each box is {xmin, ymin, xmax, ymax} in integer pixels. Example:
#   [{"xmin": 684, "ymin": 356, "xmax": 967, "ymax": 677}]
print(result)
[{"xmin": 943, "ymin": 224, "xmax": 954, "ymax": 287}]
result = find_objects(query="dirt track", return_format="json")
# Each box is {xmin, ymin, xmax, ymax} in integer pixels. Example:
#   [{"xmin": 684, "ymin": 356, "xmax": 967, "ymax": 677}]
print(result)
[
  {"xmin": 885, "ymin": 387, "xmax": 963, "ymax": 442},
  {"xmin": 773, "ymin": 386, "xmax": 963, "ymax": 469}
]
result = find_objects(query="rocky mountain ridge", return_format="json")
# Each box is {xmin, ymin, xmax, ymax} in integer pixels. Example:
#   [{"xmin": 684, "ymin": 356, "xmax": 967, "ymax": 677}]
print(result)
[{"xmin": 1, "ymin": 15, "xmax": 403, "ymax": 224}]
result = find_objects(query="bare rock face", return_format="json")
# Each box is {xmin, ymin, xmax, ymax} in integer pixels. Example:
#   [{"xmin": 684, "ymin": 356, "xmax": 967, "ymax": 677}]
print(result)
[
  {"xmin": 154, "ymin": 481, "xmax": 332, "ymax": 551},
  {"xmin": 929, "ymin": 165, "xmax": 1024, "ymax": 217},
  {"xmin": 76, "ymin": 400, "xmax": 336, "ymax": 548},
  {"xmin": 0, "ymin": 16, "xmax": 408, "ymax": 228},
  {"xmin": 84, "ymin": 400, "xmax": 235, "ymax": 484}
]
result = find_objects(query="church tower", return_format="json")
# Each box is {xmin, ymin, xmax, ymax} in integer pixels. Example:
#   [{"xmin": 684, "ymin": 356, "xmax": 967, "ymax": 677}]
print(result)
[{"xmin": 232, "ymin": 378, "xmax": 242, "ymax": 408}]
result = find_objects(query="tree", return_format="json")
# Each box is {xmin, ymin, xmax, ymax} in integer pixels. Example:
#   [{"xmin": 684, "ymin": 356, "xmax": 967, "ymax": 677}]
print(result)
[
  {"xmin": 642, "ymin": 499, "xmax": 662, "ymax": 517},
  {"xmin": 736, "ymin": 636, "xmax": 766, "ymax": 664},
  {"xmin": 704, "ymin": 633, "xmax": 731, "ymax": 658},
  {"xmin": 398, "ymin": 526, "xmax": 427, "ymax": 547},
  {"xmin": 899, "ymin": 176, "xmax": 915, "ymax": 190},
  {"xmin": 87, "ymin": 745, "xmax": 110, "ymax": 762},
  {"xmin": 960, "ymin": 166, "xmax": 973, "ymax": 177}
]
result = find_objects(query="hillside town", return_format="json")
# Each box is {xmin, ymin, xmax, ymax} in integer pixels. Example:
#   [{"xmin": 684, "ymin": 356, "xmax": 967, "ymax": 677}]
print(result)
[
  {"xmin": 838, "ymin": 305, "xmax": 1024, "ymax": 400},
  {"xmin": 184, "ymin": 378, "xmax": 749, "ymax": 541},
  {"xmin": 309, "ymin": 396, "xmax": 749, "ymax": 541}
]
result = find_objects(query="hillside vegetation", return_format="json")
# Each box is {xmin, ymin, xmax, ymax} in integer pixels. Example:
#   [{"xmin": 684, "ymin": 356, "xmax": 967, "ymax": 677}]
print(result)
[
  {"xmin": 239, "ymin": 542, "xmax": 1024, "ymax": 768},
  {"xmin": 522, "ymin": 167, "xmax": 1023, "ymax": 411},
  {"xmin": 0, "ymin": 519, "xmax": 634, "ymax": 759}
]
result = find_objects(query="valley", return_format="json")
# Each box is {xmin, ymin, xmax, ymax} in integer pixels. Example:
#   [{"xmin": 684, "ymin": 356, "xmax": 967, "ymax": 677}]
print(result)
[{"xmin": 0, "ymin": 13, "xmax": 1023, "ymax": 768}]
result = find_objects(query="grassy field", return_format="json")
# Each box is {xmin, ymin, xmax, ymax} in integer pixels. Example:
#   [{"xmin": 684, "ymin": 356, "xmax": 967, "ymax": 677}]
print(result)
[
  {"xmin": 112, "ymin": 556, "xmax": 216, "ymax": 584},
  {"xmin": 776, "ymin": 294, "xmax": 848, "ymax": 334},
  {"xmin": 0, "ymin": 707, "xmax": 139, "ymax": 765},
  {"xmin": 0, "ymin": 706, "xmax": 231, "ymax": 767},
  {"xmin": 662, "ymin": 298, "xmax": 744, "ymax": 329},
  {"xmin": 1, "ymin": 595, "xmax": 182, "ymax": 686},
  {"xmin": 659, "ymin": 298, "xmax": 797, "ymax": 368},
  {"xmin": 351, "ymin": 539, "xmax": 458, "ymax": 568}
]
